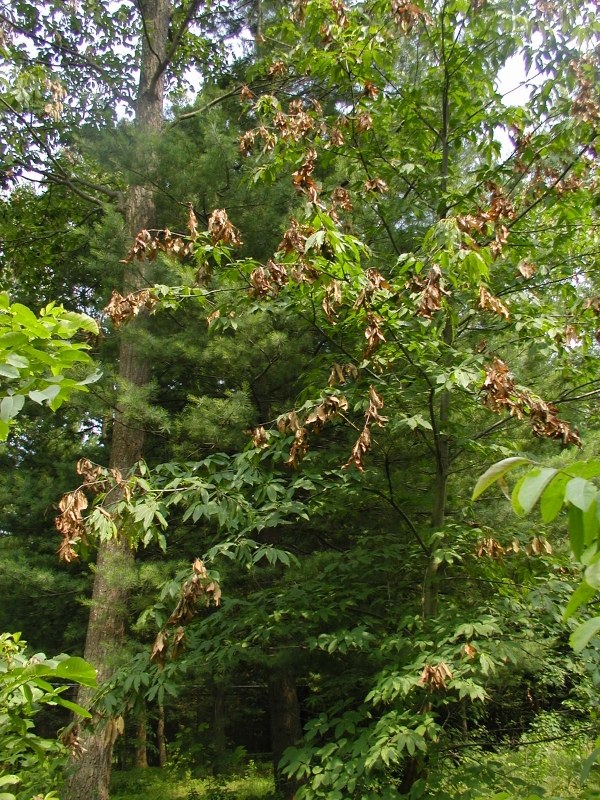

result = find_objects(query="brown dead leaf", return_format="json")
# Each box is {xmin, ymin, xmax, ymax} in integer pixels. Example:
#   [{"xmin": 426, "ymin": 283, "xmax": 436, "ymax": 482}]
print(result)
[
  {"xmin": 476, "ymin": 537, "xmax": 505, "ymax": 559},
  {"xmin": 364, "ymin": 177, "xmax": 388, "ymax": 193},
  {"xmin": 392, "ymin": 1, "xmax": 433, "ymax": 32},
  {"xmin": 518, "ymin": 261, "xmax": 536, "ymax": 279},
  {"xmin": 356, "ymin": 112, "xmax": 373, "ymax": 132},
  {"xmin": 418, "ymin": 662, "xmax": 452, "ymax": 690},
  {"xmin": 207, "ymin": 209, "xmax": 242, "ymax": 247},
  {"xmin": 322, "ymin": 279, "xmax": 343, "ymax": 322},
  {"xmin": 251, "ymin": 426, "xmax": 269, "ymax": 448},
  {"xmin": 414, "ymin": 265, "xmax": 449, "ymax": 318},
  {"xmin": 104, "ymin": 289, "xmax": 158, "ymax": 328},
  {"xmin": 478, "ymin": 285, "xmax": 510, "ymax": 319}
]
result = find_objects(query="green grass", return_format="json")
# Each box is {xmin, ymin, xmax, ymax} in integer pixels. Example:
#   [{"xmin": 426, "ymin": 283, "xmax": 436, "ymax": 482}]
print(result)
[{"xmin": 110, "ymin": 765, "xmax": 276, "ymax": 800}]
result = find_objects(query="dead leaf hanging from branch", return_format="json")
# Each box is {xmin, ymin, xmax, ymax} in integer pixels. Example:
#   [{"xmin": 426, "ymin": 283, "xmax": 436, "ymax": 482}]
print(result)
[
  {"xmin": 152, "ymin": 559, "xmax": 221, "ymax": 664},
  {"xmin": 481, "ymin": 357, "xmax": 581, "ymax": 446},
  {"xmin": 104, "ymin": 289, "xmax": 158, "ymax": 328}
]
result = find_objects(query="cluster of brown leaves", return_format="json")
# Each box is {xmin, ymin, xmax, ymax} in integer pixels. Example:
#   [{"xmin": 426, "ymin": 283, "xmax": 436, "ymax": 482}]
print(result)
[
  {"xmin": 329, "ymin": 122, "xmax": 346, "ymax": 148},
  {"xmin": 354, "ymin": 268, "xmax": 391, "ymax": 311},
  {"xmin": 364, "ymin": 177, "xmax": 388, "ymax": 194},
  {"xmin": 344, "ymin": 386, "xmax": 388, "ymax": 471},
  {"xmin": 328, "ymin": 362, "xmax": 360, "ymax": 386},
  {"xmin": 104, "ymin": 288, "xmax": 158, "ymax": 328},
  {"xmin": 320, "ymin": 0, "xmax": 350, "ymax": 41},
  {"xmin": 152, "ymin": 559, "xmax": 221, "ymax": 664},
  {"xmin": 251, "ymin": 426, "xmax": 269, "ymax": 448},
  {"xmin": 292, "ymin": 148, "xmax": 320, "ymax": 204},
  {"xmin": 59, "ymin": 727, "xmax": 86, "ymax": 759},
  {"xmin": 410, "ymin": 265, "xmax": 449, "ymax": 318},
  {"xmin": 418, "ymin": 662, "xmax": 452, "ymax": 690},
  {"xmin": 513, "ymin": 536, "xmax": 553, "ymax": 556},
  {"xmin": 121, "ymin": 228, "xmax": 194, "ymax": 264},
  {"xmin": 364, "ymin": 313, "xmax": 387, "ymax": 356},
  {"xmin": 277, "ymin": 394, "xmax": 350, "ymax": 468},
  {"xmin": 207, "ymin": 209, "xmax": 242, "ymax": 247},
  {"xmin": 355, "ymin": 112, "xmax": 373, "ymax": 132},
  {"xmin": 482, "ymin": 357, "xmax": 581, "ymax": 446},
  {"xmin": 391, "ymin": 1, "xmax": 432, "ymax": 33},
  {"xmin": 478, "ymin": 285, "xmax": 510, "ymax": 319},
  {"xmin": 457, "ymin": 183, "xmax": 515, "ymax": 258},
  {"xmin": 571, "ymin": 59, "xmax": 600, "ymax": 124},
  {"xmin": 278, "ymin": 218, "xmax": 316, "ymax": 255},
  {"xmin": 249, "ymin": 259, "xmax": 289, "ymax": 298},
  {"xmin": 322, "ymin": 279, "xmax": 343, "ymax": 321},
  {"xmin": 267, "ymin": 60, "xmax": 287, "ymax": 78},
  {"xmin": 331, "ymin": 186, "xmax": 353, "ymax": 215},
  {"xmin": 273, "ymin": 99, "xmax": 317, "ymax": 143},
  {"xmin": 44, "ymin": 78, "xmax": 66, "ymax": 121},
  {"xmin": 239, "ymin": 125, "xmax": 277, "ymax": 156},
  {"xmin": 55, "ymin": 459, "xmax": 129, "ymax": 562},
  {"xmin": 363, "ymin": 80, "xmax": 380, "ymax": 99},
  {"xmin": 476, "ymin": 536, "xmax": 506, "ymax": 559},
  {"xmin": 518, "ymin": 260, "xmax": 536, "ymax": 279},
  {"xmin": 292, "ymin": 0, "xmax": 308, "ymax": 23},
  {"xmin": 55, "ymin": 489, "xmax": 88, "ymax": 563},
  {"xmin": 463, "ymin": 643, "xmax": 477, "ymax": 659},
  {"xmin": 478, "ymin": 536, "xmax": 552, "ymax": 559}
]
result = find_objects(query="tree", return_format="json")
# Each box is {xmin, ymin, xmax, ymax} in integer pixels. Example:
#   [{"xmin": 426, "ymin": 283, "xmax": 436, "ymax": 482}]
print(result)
[
  {"xmin": 3, "ymin": 0, "xmax": 599, "ymax": 797},
  {"xmin": 104, "ymin": 0, "xmax": 598, "ymax": 796}
]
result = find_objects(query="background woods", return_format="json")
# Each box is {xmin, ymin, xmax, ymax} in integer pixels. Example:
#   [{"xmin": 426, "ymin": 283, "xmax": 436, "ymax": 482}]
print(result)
[{"xmin": 1, "ymin": 1, "xmax": 600, "ymax": 800}]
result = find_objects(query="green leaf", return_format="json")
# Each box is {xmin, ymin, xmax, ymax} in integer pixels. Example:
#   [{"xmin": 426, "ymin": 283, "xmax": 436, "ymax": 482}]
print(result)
[
  {"xmin": 569, "ymin": 505, "xmax": 585, "ymax": 559},
  {"xmin": 0, "ymin": 394, "xmax": 25, "ymax": 422},
  {"xmin": 563, "ymin": 581, "xmax": 596, "ymax": 621},
  {"xmin": 516, "ymin": 467, "xmax": 558, "ymax": 514},
  {"xmin": 5, "ymin": 353, "xmax": 29, "ymax": 368},
  {"xmin": 29, "ymin": 384, "xmax": 61, "ymax": 404},
  {"xmin": 565, "ymin": 477, "xmax": 597, "ymax": 512},
  {"xmin": 53, "ymin": 657, "xmax": 97, "ymax": 687},
  {"xmin": 584, "ymin": 560, "xmax": 600, "ymax": 591},
  {"xmin": 52, "ymin": 696, "xmax": 92, "ymax": 718},
  {"xmin": 566, "ymin": 461, "xmax": 600, "ymax": 479},
  {"xmin": 540, "ymin": 473, "xmax": 569, "ymax": 522},
  {"xmin": 0, "ymin": 363, "xmax": 20, "ymax": 378},
  {"xmin": 580, "ymin": 747, "xmax": 600, "ymax": 784},
  {"xmin": 570, "ymin": 616, "xmax": 600, "ymax": 653},
  {"xmin": 472, "ymin": 457, "xmax": 531, "ymax": 501}
]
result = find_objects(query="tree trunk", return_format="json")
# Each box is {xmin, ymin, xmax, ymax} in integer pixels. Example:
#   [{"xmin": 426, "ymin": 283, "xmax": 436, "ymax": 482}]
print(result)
[
  {"xmin": 134, "ymin": 706, "xmax": 149, "ymax": 769},
  {"xmin": 268, "ymin": 668, "xmax": 302, "ymax": 800},
  {"xmin": 213, "ymin": 684, "xmax": 227, "ymax": 771},
  {"xmin": 64, "ymin": 2, "xmax": 170, "ymax": 798},
  {"xmin": 157, "ymin": 701, "xmax": 167, "ymax": 767}
]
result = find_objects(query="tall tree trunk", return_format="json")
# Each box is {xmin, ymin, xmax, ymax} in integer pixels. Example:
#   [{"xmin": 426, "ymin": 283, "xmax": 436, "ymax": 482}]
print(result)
[
  {"xmin": 213, "ymin": 684, "xmax": 227, "ymax": 772},
  {"xmin": 134, "ymin": 706, "xmax": 149, "ymax": 769},
  {"xmin": 269, "ymin": 668, "xmax": 302, "ymax": 800},
  {"xmin": 64, "ymin": 2, "xmax": 170, "ymax": 798},
  {"xmin": 157, "ymin": 701, "xmax": 167, "ymax": 767}
]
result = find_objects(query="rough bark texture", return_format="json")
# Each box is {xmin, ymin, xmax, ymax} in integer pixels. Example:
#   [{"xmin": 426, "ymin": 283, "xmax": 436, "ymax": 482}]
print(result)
[
  {"xmin": 64, "ymin": 2, "xmax": 170, "ymax": 798},
  {"xmin": 134, "ymin": 707, "xmax": 149, "ymax": 769},
  {"xmin": 269, "ymin": 669, "xmax": 302, "ymax": 800}
]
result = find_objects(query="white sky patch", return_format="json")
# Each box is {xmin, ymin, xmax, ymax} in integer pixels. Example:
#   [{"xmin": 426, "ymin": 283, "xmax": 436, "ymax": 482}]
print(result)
[{"xmin": 494, "ymin": 32, "xmax": 545, "ymax": 159}]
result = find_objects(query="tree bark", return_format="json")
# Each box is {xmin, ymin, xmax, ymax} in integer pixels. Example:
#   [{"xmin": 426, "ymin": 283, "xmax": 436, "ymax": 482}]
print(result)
[
  {"xmin": 64, "ymin": 2, "xmax": 170, "ymax": 798},
  {"xmin": 157, "ymin": 701, "xmax": 167, "ymax": 767},
  {"xmin": 213, "ymin": 684, "xmax": 227, "ymax": 771},
  {"xmin": 268, "ymin": 668, "xmax": 302, "ymax": 800},
  {"xmin": 134, "ymin": 706, "xmax": 149, "ymax": 769}
]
